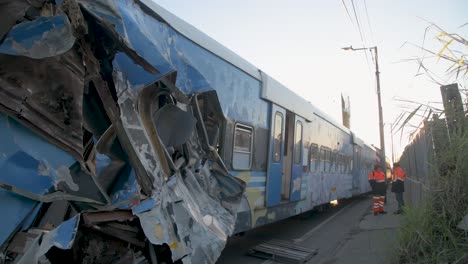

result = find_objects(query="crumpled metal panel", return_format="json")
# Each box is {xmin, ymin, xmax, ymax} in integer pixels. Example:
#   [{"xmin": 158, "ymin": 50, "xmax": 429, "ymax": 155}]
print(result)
[
  {"xmin": 18, "ymin": 215, "xmax": 80, "ymax": 263},
  {"xmin": 0, "ymin": 0, "xmax": 246, "ymax": 262},
  {"xmin": 81, "ymin": 0, "xmax": 268, "ymax": 128},
  {"xmin": 138, "ymin": 169, "xmax": 240, "ymax": 264},
  {"xmin": 113, "ymin": 65, "xmax": 245, "ymax": 262},
  {"xmin": 0, "ymin": 112, "xmax": 83, "ymax": 247},
  {"xmin": 0, "ymin": 50, "xmax": 85, "ymax": 162},
  {"xmin": 0, "ymin": 190, "xmax": 39, "ymax": 248},
  {"xmin": 0, "ymin": 0, "xmax": 40, "ymax": 41},
  {"xmin": 0, "ymin": 113, "xmax": 79, "ymax": 195},
  {"xmin": 0, "ymin": 15, "xmax": 76, "ymax": 59}
]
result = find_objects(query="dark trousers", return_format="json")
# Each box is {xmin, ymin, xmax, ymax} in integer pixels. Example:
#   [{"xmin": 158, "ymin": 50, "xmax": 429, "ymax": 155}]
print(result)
[{"xmin": 395, "ymin": 192, "xmax": 404, "ymax": 210}]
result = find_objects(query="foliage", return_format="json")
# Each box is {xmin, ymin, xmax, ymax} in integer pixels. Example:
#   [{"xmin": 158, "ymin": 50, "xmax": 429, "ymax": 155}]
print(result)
[
  {"xmin": 392, "ymin": 20, "xmax": 468, "ymax": 264},
  {"xmin": 395, "ymin": 22, "xmax": 467, "ymax": 142},
  {"xmin": 394, "ymin": 132, "xmax": 468, "ymax": 263}
]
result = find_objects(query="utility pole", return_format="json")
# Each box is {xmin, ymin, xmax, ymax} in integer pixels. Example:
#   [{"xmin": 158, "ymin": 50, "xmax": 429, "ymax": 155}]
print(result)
[
  {"xmin": 390, "ymin": 123, "xmax": 395, "ymax": 166},
  {"xmin": 342, "ymin": 45, "xmax": 386, "ymax": 173}
]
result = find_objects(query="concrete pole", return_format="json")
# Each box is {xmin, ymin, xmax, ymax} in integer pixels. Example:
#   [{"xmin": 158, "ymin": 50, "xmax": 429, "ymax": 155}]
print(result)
[
  {"xmin": 341, "ymin": 45, "xmax": 387, "ymax": 173},
  {"xmin": 373, "ymin": 47, "xmax": 387, "ymax": 174}
]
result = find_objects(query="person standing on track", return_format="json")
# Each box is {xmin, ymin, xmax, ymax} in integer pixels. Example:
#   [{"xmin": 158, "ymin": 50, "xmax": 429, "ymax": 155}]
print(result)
[
  {"xmin": 368, "ymin": 164, "xmax": 387, "ymax": 215},
  {"xmin": 391, "ymin": 162, "xmax": 406, "ymax": 214}
]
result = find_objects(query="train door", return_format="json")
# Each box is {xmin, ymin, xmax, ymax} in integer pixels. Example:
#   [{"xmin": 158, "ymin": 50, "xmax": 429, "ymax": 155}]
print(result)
[
  {"xmin": 266, "ymin": 105, "xmax": 304, "ymax": 206},
  {"xmin": 266, "ymin": 104, "xmax": 285, "ymax": 206},
  {"xmin": 281, "ymin": 111, "xmax": 295, "ymax": 201},
  {"xmin": 289, "ymin": 115, "xmax": 304, "ymax": 201}
]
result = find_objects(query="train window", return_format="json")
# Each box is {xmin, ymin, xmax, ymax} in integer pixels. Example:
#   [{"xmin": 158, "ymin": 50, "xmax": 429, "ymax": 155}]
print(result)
[
  {"xmin": 326, "ymin": 149, "xmax": 332, "ymax": 171},
  {"xmin": 320, "ymin": 148, "xmax": 326, "ymax": 172},
  {"xmin": 273, "ymin": 112, "xmax": 283, "ymax": 163},
  {"xmin": 329, "ymin": 151, "xmax": 334, "ymax": 172},
  {"xmin": 233, "ymin": 124, "xmax": 253, "ymax": 170},
  {"xmin": 333, "ymin": 151, "xmax": 339, "ymax": 172},
  {"xmin": 294, "ymin": 121, "xmax": 303, "ymax": 164},
  {"xmin": 320, "ymin": 147, "xmax": 331, "ymax": 172},
  {"xmin": 310, "ymin": 144, "xmax": 319, "ymax": 172},
  {"xmin": 341, "ymin": 154, "xmax": 346, "ymax": 173},
  {"xmin": 343, "ymin": 156, "xmax": 349, "ymax": 173}
]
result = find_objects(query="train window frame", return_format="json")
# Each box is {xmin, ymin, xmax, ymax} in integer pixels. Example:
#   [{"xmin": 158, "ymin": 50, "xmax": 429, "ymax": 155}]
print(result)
[
  {"xmin": 320, "ymin": 147, "xmax": 331, "ymax": 172},
  {"xmin": 319, "ymin": 148, "xmax": 325, "ymax": 172},
  {"xmin": 333, "ymin": 150, "xmax": 339, "ymax": 172},
  {"xmin": 294, "ymin": 121, "xmax": 303, "ymax": 164},
  {"xmin": 232, "ymin": 123, "xmax": 254, "ymax": 170},
  {"xmin": 341, "ymin": 154, "xmax": 346, "ymax": 173},
  {"xmin": 336, "ymin": 152, "xmax": 341, "ymax": 173},
  {"xmin": 272, "ymin": 112, "xmax": 283, "ymax": 163},
  {"xmin": 309, "ymin": 143, "xmax": 319, "ymax": 172},
  {"xmin": 341, "ymin": 154, "xmax": 346, "ymax": 174}
]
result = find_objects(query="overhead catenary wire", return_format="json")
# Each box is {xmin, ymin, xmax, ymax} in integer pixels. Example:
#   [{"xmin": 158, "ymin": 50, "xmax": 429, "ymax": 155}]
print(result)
[
  {"xmin": 341, "ymin": 0, "xmax": 356, "ymax": 26},
  {"xmin": 363, "ymin": 0, "xmax": 375, "ymax": 45},
  {"xmin": 350, "ymin": 0, "xmax": 374, "ymax": 83}
]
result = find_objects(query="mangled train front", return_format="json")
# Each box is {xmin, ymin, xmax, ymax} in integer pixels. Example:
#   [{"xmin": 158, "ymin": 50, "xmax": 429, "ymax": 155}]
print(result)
[{"xmin": 0, "ymin": 0, "xmax": 245, "ymax": 263}]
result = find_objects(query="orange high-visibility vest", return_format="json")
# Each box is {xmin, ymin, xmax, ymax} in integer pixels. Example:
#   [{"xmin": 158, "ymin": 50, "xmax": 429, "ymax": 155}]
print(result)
[
  {"xmin": 393, "ymin": 167, "xmax": 406, "ymax": 181},
  {"xmin": 368, "ymin": 170, "xmax": 385, "ymax": 182}
]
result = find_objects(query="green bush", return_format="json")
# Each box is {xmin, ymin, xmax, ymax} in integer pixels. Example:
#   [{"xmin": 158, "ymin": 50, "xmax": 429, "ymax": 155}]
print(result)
[{"xmin": 394, "ymin": 134, "xmax": 468, "ymax": 263}]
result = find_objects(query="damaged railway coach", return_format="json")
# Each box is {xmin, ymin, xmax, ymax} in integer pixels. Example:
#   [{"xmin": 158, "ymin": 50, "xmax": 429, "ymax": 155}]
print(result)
[{"xmin": 0, "ymin": 0, "xmax": 376, "ymax": 263}]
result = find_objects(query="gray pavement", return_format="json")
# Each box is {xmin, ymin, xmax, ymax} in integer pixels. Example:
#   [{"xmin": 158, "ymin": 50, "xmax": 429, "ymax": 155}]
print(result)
[
  {"xmin": 330, "ymin": 192, "xmax": 402, "ymax": 264},
  {"xmin": 217, "ymin": 192, "xmax": 403, "ymax": 264}
]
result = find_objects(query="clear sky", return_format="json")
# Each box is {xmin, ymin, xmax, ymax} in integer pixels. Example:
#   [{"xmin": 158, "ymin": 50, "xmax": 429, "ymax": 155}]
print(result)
[{"xmin": 153, "ymin": 0, "xmax": 467, "ymax": 160}]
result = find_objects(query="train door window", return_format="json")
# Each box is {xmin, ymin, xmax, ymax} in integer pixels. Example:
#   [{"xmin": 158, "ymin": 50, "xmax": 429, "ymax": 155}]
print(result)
[
  {"xmin": 294, "ymin": 121, "xmax": 303, "ymax": 164},
  {"xmin": 310, "ymin": 144, "xmax": 319, "ymax": 172},
  {"xmin": 233, "ymin": 124, "xmax": 253, "ymax": 170},
  {"xmin": 273, "ymin": 112, "xmax": 283, "ymax": 163},
  {"xmin": 303, "ymin": 144, "xmax": 309, "ymax": 170}
]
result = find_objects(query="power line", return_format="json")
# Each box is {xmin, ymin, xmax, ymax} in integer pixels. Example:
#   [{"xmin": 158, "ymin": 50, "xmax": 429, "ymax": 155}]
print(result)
[
  {"xmin": 350, "ymin": 0, "xmax": 366, "ymax": 46},
  {"xmin": 350, "ymin": 0, "xmax": 374, "ymax": 82},
  {"xmin": 341, "ymin": 0, "xmax": 355, "ymax": 26},
  {"xmin": 363, "ymin": 0, "xmax": 375, "ymax": 45}
]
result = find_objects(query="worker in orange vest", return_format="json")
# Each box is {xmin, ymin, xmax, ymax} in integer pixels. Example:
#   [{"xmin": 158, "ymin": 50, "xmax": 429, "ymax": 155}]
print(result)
[
  {"xmin": 368, "ymin": 164, "xmax": 387, "ymax": 215},
  {"xmin": 391, "ymin": 162, "xmax": 406, "ymax": 214}
]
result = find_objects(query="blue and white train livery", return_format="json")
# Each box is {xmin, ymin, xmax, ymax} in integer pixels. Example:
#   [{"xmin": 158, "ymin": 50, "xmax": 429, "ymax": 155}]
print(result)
[{"xmin": 0, "ymin": 1, "xmax": 376, "ymax": 263}]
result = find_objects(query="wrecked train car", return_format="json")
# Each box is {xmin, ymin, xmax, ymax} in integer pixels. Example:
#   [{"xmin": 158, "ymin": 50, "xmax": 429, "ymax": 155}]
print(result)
[
  {"xmin": 0, "ymin": 0, "xmax": 377, "ymax": 263},
  {"xmin": 0, "ymin": 0, "xmax": 246, "ymax": 263}
]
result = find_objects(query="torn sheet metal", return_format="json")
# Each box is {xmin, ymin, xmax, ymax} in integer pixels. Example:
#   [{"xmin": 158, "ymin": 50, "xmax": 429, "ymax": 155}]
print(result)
[
  {"xmin": 0, "ymin": 111, "xmax": 88, "ymax": 248},
  {"xmin": 114, "ymin": 65, "xmax": 245, "ymax": 263},
  {"xmin": 0, "ymin": 50, "xmax": 85, "ymax": 162},
  {"xmin": 0, "ymin": 113, "xmax": 106, "ymax": 204},
  {"xmin": 18, "ymin": 215, "xmax": 80, "ymax": 264},
  {"xmin": 0, "ymin": 113, "xmax": 76, "ymax": 195},
  {"xmin": 0, "ymin": 190, "xmax": 40, "ymax": 249},
  {"xmin": 137, "ymin": 169, "xmax": 242, "ymax": 264},
  {"xmin": 102, "ymin": 0, "xmax": 269, "ymax": 127},
  {"xmin": 0, "ymin": 15, "xmax": 76, "ymax": 59},
  {"xmin": 0, "ymin": 0, "xmax": 246, "ymax": 262}
]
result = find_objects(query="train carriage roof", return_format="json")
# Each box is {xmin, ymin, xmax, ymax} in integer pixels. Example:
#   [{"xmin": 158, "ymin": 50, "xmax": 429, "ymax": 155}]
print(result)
[{"xmin": 140, "ymin": 0, "xmax": 350, "ymax": 133}]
